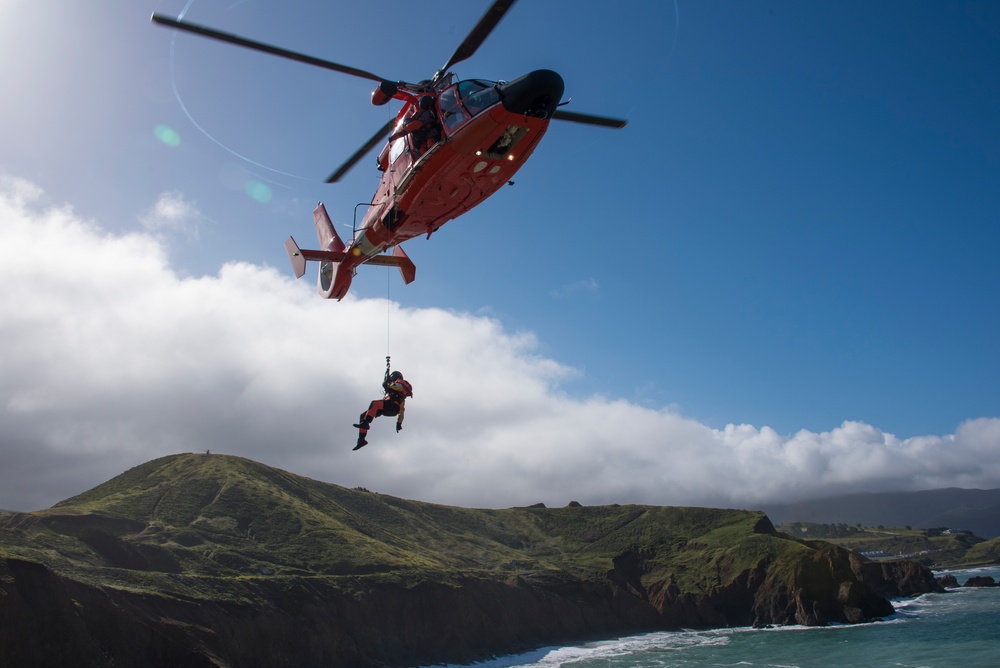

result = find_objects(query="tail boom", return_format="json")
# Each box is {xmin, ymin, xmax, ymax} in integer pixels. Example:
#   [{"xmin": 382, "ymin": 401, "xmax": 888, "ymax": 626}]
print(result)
[{"xmin": 284, "ymin": 202, "xmax": 416, "ymax": 300}]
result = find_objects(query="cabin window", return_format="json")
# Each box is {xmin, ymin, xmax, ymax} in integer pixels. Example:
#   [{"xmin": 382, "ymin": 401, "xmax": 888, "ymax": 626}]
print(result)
[{"xmin": 389, "ymin": 137, "xmax": 407, "ymax": 164}]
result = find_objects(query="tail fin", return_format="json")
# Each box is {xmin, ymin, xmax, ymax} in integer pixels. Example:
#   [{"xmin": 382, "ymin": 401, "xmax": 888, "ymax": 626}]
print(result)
[
  {"xmin": 313, "ymin": 202, "xmax": 345, "ymax": 253},
  {"xmin": 284, "ymin": 202, "xmax": 352, "ymax": 299},
  {"xmin": 362, "ymin": 245, "xmax": 417, "ymax": 285},
  {"xmin": 284, "ymin": 202, "xmax": 347, "ymax": 277},
  {"xmin": 312, "ymin": 202, "xmax": 354, "ymax": 300},
  {"xmin": 392, "ymin": 245, "xmax": 416, "ymax": 285},
  {"xmin": 285, "ymin": 236, "xmax": 308, "ymax": 278}
]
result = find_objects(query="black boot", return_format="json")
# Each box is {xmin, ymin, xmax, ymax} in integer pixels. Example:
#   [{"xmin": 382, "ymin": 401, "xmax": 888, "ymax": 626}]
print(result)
[{"xmin": 352, "ymin": 436, "xmax": 368, "ymax": 451}]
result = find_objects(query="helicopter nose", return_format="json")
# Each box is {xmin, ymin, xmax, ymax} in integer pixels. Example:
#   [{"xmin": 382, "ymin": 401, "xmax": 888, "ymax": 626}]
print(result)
[{"xmin": 498, "ymin": 69, "xmax": 565, "ymax": 120}]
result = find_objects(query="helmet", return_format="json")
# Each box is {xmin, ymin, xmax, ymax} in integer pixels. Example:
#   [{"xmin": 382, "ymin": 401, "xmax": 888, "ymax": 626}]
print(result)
[
  {"xmin": 388, "ymin": 371, "xmax": 404, "ymax": 382},
  {"xmin": 418, "ymin": 95, "xmax": 435, "ymax": 110}
]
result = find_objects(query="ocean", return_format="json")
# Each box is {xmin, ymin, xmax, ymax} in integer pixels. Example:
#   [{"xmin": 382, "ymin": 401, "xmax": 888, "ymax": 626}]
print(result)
[{"xmin": 437, "ymin": 567, "xmax": 1000, "ymax": 668}]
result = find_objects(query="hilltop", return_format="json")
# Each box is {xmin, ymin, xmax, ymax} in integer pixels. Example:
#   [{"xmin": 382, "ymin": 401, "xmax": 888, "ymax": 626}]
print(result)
[{"xmin": 1, "ymin": 453, "xmax": 941, "ymax": 667}]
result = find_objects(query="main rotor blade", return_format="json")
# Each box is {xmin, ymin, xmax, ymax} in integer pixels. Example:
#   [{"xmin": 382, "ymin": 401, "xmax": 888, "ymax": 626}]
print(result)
[
  {"xmin": 325, "ymin": 118, "xmax": 397, "ymax": 183},
  {"xmin": 552, "ymin": 109, "xmax": 628, "ymax": 129},
  {"xmin": 151, "ymin": 13, "xmax": 387, "ymax": 83},
  {"xmin": 440, "ymin": 0, "xmax": 518, "ymax": 74}
]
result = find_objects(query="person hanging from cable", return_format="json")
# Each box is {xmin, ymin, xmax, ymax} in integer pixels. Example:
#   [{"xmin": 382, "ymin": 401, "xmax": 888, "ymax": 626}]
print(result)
[{"xmin": 353, "ymin": 360, "xmax": 413, "ymax": 451}]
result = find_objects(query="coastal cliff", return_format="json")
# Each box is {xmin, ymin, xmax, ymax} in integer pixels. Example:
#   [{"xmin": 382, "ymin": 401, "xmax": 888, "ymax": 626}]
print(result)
[{"xmin": 0, "ymin": 454, "xmax": 941, "ymax": 667}]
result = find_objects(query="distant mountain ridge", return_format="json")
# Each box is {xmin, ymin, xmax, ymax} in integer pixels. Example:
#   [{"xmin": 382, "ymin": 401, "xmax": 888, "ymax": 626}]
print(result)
[
  {"xmin": 762, "ymin": 488, "xmax": 1000, "ymax": 538},
  {"xmin": 1, "ymin": 454, "xmax": 942, "ymax": 667}
]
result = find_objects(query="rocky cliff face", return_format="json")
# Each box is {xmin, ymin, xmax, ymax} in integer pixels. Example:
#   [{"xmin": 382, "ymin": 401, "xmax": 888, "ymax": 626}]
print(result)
[
  {"xmin": 1, "ymin": 535, "xmax": 943, "ymax": 666},
  {"xmin": 860, "ymin": 554, "xmax": 946, "ymax": 598},
  {"xmin": 0, "ymin": 455, "xmax": 943, "ymax": 667},
  {"xmin": 621, "ymin": 524, "xmax": 918, "ymax": 629},
  {"xmin": 0, "ymin": 551, "xmax": 938, "ymax": 668}
]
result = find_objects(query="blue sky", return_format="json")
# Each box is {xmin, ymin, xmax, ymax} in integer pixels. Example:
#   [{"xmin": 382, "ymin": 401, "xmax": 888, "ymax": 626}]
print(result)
[{"xmin": 1, "ymin": 1, "xmax": 998, "ymax": 512}]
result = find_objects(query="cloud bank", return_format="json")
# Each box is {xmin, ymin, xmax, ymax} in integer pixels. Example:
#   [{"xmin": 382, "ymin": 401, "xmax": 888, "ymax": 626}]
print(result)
[{"xmin": 2, "ymin": 175, "xmax": 998, "ymax": 512}]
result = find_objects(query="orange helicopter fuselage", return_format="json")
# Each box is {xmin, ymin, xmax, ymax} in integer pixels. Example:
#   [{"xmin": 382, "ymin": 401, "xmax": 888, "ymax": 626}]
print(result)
[{"xmin": 325, "ymin": 81, "xmax": 554, "ymax": 299}]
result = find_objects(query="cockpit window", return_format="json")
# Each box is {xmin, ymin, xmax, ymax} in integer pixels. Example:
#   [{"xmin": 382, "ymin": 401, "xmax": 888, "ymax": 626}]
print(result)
[
  {"xmin": 458, "ymin": 79, "xmax": 500, "ymax": 117},
  {"xmin": 439, "ymin": 80, "xmax": 501, "ymax": 134}
]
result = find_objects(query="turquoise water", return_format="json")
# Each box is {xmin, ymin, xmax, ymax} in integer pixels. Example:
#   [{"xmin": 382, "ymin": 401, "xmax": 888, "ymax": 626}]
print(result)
[{"xmin": 442, "ymin": 567, "xmax": 1000, "ymax": 668}]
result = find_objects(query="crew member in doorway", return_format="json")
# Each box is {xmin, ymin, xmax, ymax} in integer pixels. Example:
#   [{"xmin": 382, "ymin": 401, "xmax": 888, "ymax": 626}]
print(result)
[
  {"xmin": 389, "ymin": 96, "xmax": 441, "ymax": 154},
  {"xmin": 353, "ymin": 371, "xmax": 413, "ymax": 450}
]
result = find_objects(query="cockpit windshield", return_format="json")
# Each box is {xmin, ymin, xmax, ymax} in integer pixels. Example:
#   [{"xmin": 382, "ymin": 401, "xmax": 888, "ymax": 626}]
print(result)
[
  {"xmin": 457, "ymin": 80, "xmax": 500, "ymax": 116},
  {"xmin": 439, "ymin": 80, "xmax": 501, "ymax": 133}
]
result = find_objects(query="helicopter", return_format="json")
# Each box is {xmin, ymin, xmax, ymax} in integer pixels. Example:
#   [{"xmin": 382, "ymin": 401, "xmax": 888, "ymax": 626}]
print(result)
[{"xmin": 152, "ymin": 0, "xmax": 626, "ymax": 300}]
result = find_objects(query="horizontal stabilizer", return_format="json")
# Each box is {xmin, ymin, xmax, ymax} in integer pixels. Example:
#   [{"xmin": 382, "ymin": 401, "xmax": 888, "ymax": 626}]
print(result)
[
  {"xmin": 393, "ymin": 245, "xmax": 416, "ymax": 284},
  {"xmin": 285, "ymin": 236, "xmax": 345, "ymax": 279},
  {"xmin": 362, "ymin": 246, "xmax": 416, "ymax": 284}
]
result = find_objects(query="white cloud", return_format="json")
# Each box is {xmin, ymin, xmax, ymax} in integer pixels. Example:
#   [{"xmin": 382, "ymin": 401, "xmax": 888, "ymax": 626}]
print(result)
[
  {"xmin": 0, "ymin": 174, "xmax": 42, "ymax": 205},
  {"xmin": 139, "ymin": 191, "xmax": 202, "ymax": 240},
  {"xmin": 1, "ymin": 176, "xmax": 998, "ymax": 512}
]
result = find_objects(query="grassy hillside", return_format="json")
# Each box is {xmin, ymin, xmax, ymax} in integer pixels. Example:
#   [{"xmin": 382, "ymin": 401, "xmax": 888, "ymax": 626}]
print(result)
[
  {"xmin": 2, "ymin": 453, "xmax": 788, "ymax": 598},
  {"xmin": 959, "ymin": 536, "xmax": 1000, "ymax": 567}
]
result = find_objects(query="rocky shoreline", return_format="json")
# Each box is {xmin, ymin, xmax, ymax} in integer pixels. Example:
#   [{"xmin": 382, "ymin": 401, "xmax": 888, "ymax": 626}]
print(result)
[
  {"xmin": 937, "ymin": 573, "xmax": 998, "ymax": 588},
  {"xmin": 0, "ymin": 549, "xmax": 944, "ymax": 668}
]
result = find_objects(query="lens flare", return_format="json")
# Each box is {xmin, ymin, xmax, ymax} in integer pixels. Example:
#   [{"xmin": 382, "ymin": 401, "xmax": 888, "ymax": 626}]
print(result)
[
  {"xmin": 245, "ymin": 180, "xmax": 272, "ymax": 203},
  {"xmin": 154, "ymin": 124, "xmax": 181, "ymax": 147}
]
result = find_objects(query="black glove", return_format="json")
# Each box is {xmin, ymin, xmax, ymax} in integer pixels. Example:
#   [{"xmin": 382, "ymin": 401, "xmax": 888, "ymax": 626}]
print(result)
[{"xmin": 396, "ymin": 423, "xmax": 402, "ymax": 433}]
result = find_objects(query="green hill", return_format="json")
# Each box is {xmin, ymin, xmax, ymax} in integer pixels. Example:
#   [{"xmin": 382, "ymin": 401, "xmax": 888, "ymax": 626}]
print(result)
[
  {"xmin": 957, "ymin": 536, "xmax": 1000, "ymax": 567},
  {"xmin": 778, "ymin": 522, "xmax": 994, "ymax": 569},
  {"xmin": 0, "ymin": 453, "xmax": 942, "ymax": 667}
]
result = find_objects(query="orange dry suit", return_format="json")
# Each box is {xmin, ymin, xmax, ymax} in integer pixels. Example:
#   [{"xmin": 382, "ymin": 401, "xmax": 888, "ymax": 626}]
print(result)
[{"xmin": 353, "ymin": 372, "xmax": 413, "ymax": 450}]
